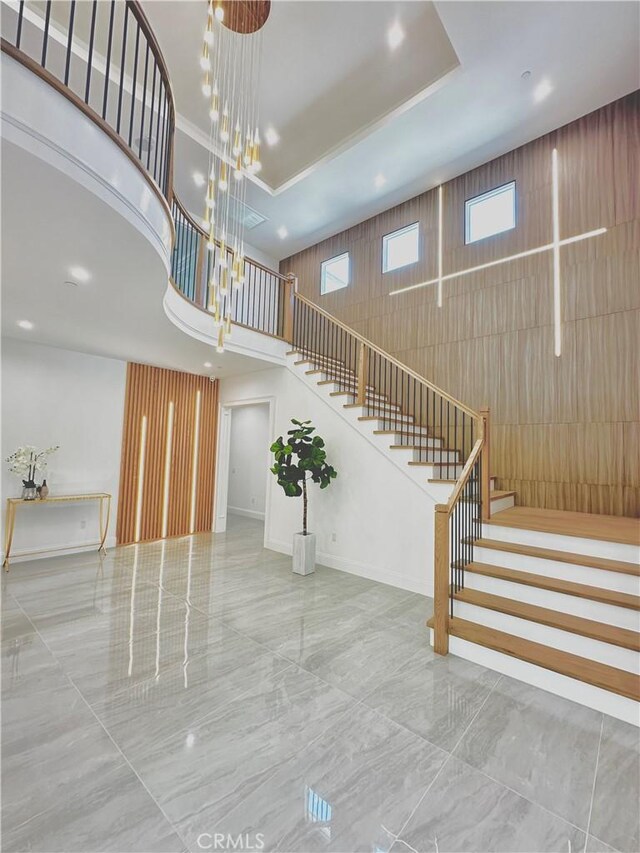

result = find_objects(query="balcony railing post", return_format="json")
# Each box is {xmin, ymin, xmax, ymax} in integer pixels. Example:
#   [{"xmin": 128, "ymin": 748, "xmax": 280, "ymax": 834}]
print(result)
[
  {"xmin": 356, "ymin": 341, "xmax": 368, "ymax": 406},
  {"xmin": 433, "ymin": 504, "xmax": 450, "ymax": 654},
  {"xmin": 282, "ymin": 274, "xmax": 297, "ymax": 342},
  {"xmin": 195, "ymin": 233, "xmax": 206, "ymax": 308},
  {"xmin": 480, "ymin": 407, "xmax": 491, "ymax": 521}
]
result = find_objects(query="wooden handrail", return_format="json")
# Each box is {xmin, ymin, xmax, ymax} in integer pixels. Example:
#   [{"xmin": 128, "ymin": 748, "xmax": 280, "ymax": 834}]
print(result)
[
  {"xmin": 173, "ymin": 195, "xmax": 290, "ymax": 282},
  {"xmin": 294, "ymin": 292, "xmax": 481, "ymax": 421}
]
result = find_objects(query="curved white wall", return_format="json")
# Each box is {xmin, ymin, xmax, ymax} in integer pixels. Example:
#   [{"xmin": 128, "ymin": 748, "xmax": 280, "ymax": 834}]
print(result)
[{"xmin": 0, "ymin": 52, "xmax": 172, "ymax": 270}]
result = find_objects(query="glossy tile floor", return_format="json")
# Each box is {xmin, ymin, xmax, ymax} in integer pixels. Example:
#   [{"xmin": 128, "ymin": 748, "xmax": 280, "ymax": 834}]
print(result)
[{"xmin": 2, "ymin": 516, "xmax": 637, "ymax": 853}]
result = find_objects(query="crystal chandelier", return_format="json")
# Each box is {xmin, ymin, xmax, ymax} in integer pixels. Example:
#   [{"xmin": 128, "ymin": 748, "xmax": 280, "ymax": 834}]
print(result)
[{"xmin": 200, "ymin": 0, "xmax": 270, "ymax": 352}]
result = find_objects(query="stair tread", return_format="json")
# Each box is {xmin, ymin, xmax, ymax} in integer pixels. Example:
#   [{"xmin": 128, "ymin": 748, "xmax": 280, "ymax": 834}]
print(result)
[
  {"xmin": 453, "ymin": 587, "xmax": 640, "ymax": 651},
  {"xmin": 390, "ymin": 445, "xmax": 455, "ymax": 452},
  {"xmin": 487, "ymin": 506, "xmax": 640, "ymax": 547},
  {"xmin": 344, "ymin": 402, "xmax": 400, "ymax": 411},
  {"xmin": 444, "ymin": 617, "xmax": 640, "ymax": 701},
  {"xmin": 475, "ymin": 537, "xmax": 640, "ymax": 576},
  {"xmin": 373, "ymin": 429, "xmax": 432, "ymax": 437},
  {"xmin": 490, "ymin": 490, "xmax": 517, "ymax": 499},
  {"xmin": 409, "ymin": 461, "xmax": 462, "ymax": 468},
  {"xmin": 467, "ymin": 562, "xmax": 640, "ymax": 610}
]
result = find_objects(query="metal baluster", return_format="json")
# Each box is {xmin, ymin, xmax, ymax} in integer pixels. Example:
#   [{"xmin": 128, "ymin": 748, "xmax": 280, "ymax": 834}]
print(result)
[
  {"xmin": 16, "ymin": 0, "xmax": 25, "ymax": 50},
  {"xmin": 153, "ymin": 80, "xmax": 163, "ymax": 182},
  {"xmin": 41, "ymin": 1, "xmax": 52, "ymax": 67},
  {"xmin": 64, "ymin": 1, "xmax": 76, "ymax": 86},
  {"xmin": 102, "ymin": 0, "xmax": 116, "ymax": 120},
  {"xmin": 138, "ymin": 42, "xmax": 150, "ymax": 159},
  {"xmin": 128, "ymin": 22, "xmax": 140, "ymax": 145},
  {"xmin": 116, "ymin": 5, "xmax": 129, "ymax": 133},
  {"xmin": 146, "ymin": 63, "xmax": 157, "ymax": 169},
  {"xmin": 84, "ymin": 0, "xmax": 97, "ymax": 103}
]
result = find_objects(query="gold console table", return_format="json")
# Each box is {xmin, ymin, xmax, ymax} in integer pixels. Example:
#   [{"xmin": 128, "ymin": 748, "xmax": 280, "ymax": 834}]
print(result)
[{"xmin": 3, "ymin": 493, "xmax": 112, "ymax": 570}]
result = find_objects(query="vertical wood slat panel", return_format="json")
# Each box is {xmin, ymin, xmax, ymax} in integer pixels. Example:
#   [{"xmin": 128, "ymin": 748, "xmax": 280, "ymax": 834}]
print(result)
[
  {"xmin": 281, "ymin": 92, "xmax": 640, "ymax": 517},
  {"xmin": 116, "ymin": 364, "xmax": 219, "ymax": 545}
]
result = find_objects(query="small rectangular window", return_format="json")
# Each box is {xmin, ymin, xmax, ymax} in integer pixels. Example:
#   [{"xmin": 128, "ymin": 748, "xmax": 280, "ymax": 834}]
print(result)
[
  {"xmin": 382, "ymin": 222, "xmax": 420, "ymax": 273},
  {"xmin": 465, "ymin": 181, "xmax": 516, "ymax": 244},
  {"xmin": 320, "ymin": 252, "xmax": 350, "ymax": 295}
]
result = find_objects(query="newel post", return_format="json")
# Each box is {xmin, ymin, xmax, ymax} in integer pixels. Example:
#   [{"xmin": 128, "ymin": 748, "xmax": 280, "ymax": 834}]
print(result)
[
  {"xmin": 282, "ymin": 274, "xmax": 297, "ymax": 343},
  {"xmin": 356, "ymin": 342, "xmax": 368, "ymax": 406},
  {"xmin": 480, "ymin": 407, "xmax": 491, "ymax": 521},
  {"xmin": 433, "ymin": 504, "xmax": 450, "ymax": 655}
]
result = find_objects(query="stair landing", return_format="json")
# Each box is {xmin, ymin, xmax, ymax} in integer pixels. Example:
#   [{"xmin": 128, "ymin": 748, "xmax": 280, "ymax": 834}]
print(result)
[{"xmin": 488, "ymin": 506, "xmax": 640, "ymax": 547}]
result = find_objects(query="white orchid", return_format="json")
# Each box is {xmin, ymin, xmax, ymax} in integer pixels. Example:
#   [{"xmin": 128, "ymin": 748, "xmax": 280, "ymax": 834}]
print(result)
[{"xmin": 6, "ymin": 445, "xmax": 59, "ymax": 483}]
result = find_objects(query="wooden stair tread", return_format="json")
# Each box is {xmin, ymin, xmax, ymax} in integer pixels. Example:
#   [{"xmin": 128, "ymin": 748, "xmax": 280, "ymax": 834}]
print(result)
[
  {"xmin": 344, "ymin": 402, "xmax": 400, "ymax": 411},
  {"xmin": 467, "ymin": 562, "xmax": 640, "ymax": 611},
  {"xmin": 409, "ymin": 461, "xmax": 461, "ymax": 468},
  {"xmin": 445, "ymin": 618, "xmax": 640, "ymax": 701},
  {"xmin": 490, "ymin": 490, "xmax": 517, "ymax": 500},
  {"xmin": 487, "ymin": 506, "xmax": 640, "ymax": 547},
  {"xmin": 390, "ymin": 445, "xmax": 456, "ymax": 452},
  {"xmin": 452, "ymin": 587, "xmax": 640, "ymax": 651},
  {"xmin": 474, "ymin": 538, "xmax": 640, "ymax": 577},
  {"xmin": 374, "ymin": 429, "xmax": 433, "ymax": 437}
]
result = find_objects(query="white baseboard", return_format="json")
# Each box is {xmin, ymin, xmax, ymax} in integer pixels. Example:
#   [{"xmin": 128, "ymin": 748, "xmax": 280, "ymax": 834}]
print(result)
[
  {"xmin": 228, "ymin": 506, "xmax": 266, "ymax": 521},
  {"xmin": 265, "ymin": 537, "xmax": 428, "ymax": 595},
  {"xmin": 4, "ymin": 535, "xmax": 118, "ymax": 564}
]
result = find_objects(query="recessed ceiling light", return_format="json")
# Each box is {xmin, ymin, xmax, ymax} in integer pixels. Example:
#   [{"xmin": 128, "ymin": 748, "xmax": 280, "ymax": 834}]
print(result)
[
  {"xmin": 387, "ymin": 20, "xmax": 405, "ymax": 50},
  {"xmin": 374, "ymin": 173, "xmax": 387, "ymax": 189},
  {"xmin": 264, "ymin": 126, "xmax": 280, "ymax": 147},
  {"xmin": 17, "ymin": 320, "xmax": 34, "ymax": 330},
  {"xmin": 193, "ymin": 171, "xmax": 206, "ymax": 187},
  {"xmin": 277, "ymin": 226, "xmax": 288, "ymax": 239},
  {"xmin": 68, "ymin": 265, "xmax": 91, "ymax": 283},
  {"xmin": 203, "ymin": 361, "xmax": 212, "ymax": 368},
  {"xmin": 533, "ymin": 79, "xmax": 553, "ymax": 103}
]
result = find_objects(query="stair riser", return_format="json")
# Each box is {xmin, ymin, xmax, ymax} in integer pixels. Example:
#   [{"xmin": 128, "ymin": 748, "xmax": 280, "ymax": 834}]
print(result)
[
  {"xmin": 463, "ymin": 572, "xmax": 640, "ymax": 631},
  {"xmin": 489, "ymin": 494, "xmax": 516, "ymax": 513},
  {"xmin": 411, "ymin": 449, "xmax": 460, "ymax": 464},
  {"xmin": 485, "ymin": 524, "xmax": 640, "ymax": 564},
  {"xmin": 359, "ymin": 414, "xmax": 418, "ymax": 428},
  {"xmin": 452, "ymin": 600, "xmax": 640, "ymax": 674},
  {"xmin": 431, "ymin": 631, "xmax": 640, "ymax": 727},
  {"xmin": 387, "ymin": 435, "xmax": 442, "ymax": 448},
  {"xmin": 473, "ymin": 547, "xmax": 640, "ymax": 596}
]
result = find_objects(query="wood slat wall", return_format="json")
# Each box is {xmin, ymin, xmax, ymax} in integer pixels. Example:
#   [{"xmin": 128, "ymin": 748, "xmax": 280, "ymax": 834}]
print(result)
[
  {"xmin": 116, "ymin": 363, "xmax": 219, "ymax": 545},
  {"xmin": 282, "ymin": 92, "xmax": 640, "ymax": 517}
]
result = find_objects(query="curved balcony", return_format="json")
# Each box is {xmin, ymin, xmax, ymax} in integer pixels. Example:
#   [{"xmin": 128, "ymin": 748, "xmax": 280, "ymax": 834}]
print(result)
[
  {"xmin": 1, "ymin": 0, "xmax": 175, "ymax": 210},
  {"xmin": 169, "ymin": 196, "xmax": 291, "ymax": 341}
]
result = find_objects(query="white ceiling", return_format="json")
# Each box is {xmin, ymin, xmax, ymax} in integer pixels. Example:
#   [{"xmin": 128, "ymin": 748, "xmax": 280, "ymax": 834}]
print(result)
[
  {"xmin": 0, "ymin": 139, "xmax": 273, "ymax": 379},
  {"xmin": 147, "ymin": 0, "xmax": 640, "ymax": 262}
]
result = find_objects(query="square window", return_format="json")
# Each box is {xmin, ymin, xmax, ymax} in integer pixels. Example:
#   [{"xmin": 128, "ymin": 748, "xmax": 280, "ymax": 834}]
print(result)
[
  {"xmin": 465, "ymin": 181, "xmax": 516, "ymax": 244},
  {"xmin": 382, "ymin": 222, "xmax": 420, "ymax": 273},
  {"xmin": 320, "ymin": 252, "xmax": 350, "ymax": 295}
]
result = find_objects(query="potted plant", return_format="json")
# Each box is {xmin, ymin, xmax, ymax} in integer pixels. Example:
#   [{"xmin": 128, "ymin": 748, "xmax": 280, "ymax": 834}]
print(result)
[
  {"xmin": 270, "ymin": 419, "xmax": 337, "ymax": 575},
  {"xmin": 6, "ymin": 445, "xmax": 59, "ymax": 500}
]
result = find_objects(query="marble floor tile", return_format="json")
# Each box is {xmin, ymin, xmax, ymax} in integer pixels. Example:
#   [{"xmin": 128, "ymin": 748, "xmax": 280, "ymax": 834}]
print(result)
[
  {"xmin": 213, "ymin": 702, "xmax": 448, "ymax": 853},
  {"xmin": 454, "ymin": 676, "xmax": 603, "ymax": 829},
  {"xmin": 362, "ymin": 652, "xmax": 500, "ymax": 750},
  {"xmin": 90, "ymin": 633, "xmax": 292, "ymax": 758},
  {"xmin": 585, "ymin": 836, "xmax": 620, "ymax": 853},
  {"xmin": 396, "ymin": 756, "xmax": 586, "ymax": 853},
  {"xmin": 299, "ymin": 614, "xmax": 433, "ymax": 701},
  {"xmin": 377, "ymin": 591, "xmax": 434, "ymax": 633},
  {"xmin": 130, "ymin": 665, "xmax": 355, "ymax": 838},
  {"xmin": 589, "ymin": 716, "xmax": 640, "ymax": 852}
]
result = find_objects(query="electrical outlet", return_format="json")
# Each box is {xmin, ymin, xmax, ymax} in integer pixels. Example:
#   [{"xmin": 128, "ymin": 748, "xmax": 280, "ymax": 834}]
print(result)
[{"xmin": 331, "ymin": 532, "xmax": 337, "ymax": 543}]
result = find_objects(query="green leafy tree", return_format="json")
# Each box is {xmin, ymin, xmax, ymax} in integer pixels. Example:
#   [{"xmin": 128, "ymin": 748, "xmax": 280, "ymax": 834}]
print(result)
[{"xmin": 270, "ymin": 419, "xmax": 337, "ymax": 535}]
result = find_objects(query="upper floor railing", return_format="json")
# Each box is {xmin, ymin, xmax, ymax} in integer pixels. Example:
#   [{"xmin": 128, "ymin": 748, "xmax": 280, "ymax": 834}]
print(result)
[
  {"xmin": 1, "ymin": 0, "xmax": 175, "ymax": 202},
  {"xmin": 171, "ymin": 195, "xmax": 291, "ymax": 340}
]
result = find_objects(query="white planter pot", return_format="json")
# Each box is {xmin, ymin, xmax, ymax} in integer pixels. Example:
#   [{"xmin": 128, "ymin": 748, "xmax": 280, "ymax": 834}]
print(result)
[{"xmin": 292, "ymin": 532, "xmax": 316, "ymax": 576}]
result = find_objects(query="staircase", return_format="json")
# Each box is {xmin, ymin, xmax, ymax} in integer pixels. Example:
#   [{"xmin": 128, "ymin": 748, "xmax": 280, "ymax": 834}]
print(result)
[{"xmin": 286, "ymin": 293, "xmax": 640, "ymax": 726}]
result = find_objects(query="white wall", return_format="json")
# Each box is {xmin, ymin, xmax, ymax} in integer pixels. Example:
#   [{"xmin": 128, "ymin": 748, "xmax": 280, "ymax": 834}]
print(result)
[
  {"xmin": 218, "ymin": 367, "xmax": 435, "ymax": 595},
  {"xmin": 227, "ymin": 403, "xmax": 270, "ymax": 520},
  {"xmin": 1, "ymin": 339, "xmax": 126, "ymax": 560}
]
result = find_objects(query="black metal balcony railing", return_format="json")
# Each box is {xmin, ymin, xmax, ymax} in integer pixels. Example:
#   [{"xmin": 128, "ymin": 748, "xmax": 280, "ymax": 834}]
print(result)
[
  {"xmin": 171, "ymin": 197, "xmax": 289, "ymax": 340},
  {"xmin": 1, "ymin": 0, "xmax": 174, "ymax": 201}
]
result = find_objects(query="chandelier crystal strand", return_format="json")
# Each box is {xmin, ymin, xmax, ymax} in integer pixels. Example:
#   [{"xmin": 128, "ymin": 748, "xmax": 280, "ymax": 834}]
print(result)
[{"xmin": 201, "ymin": 2, "xmax": 268, "ymax": 352}]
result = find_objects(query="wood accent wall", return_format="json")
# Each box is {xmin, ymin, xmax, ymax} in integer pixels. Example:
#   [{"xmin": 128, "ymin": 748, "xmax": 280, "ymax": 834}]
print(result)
[
  {"xmin": 116, "ymin": 363, "xmax": 219, "ymax": 544},
  {"xmin": 282, "ymin": 92, "xmax": 640, "ymax": 517}
]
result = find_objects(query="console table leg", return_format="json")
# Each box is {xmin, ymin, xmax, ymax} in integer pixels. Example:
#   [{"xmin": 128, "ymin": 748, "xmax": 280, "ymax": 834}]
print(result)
[
  {"xmin": 3, "ymin": 500, "xmax": 15, "ymax": 571},
  {"xmin": 98, "ymin": 495, "xmax": 111, "ymax": 553}
]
